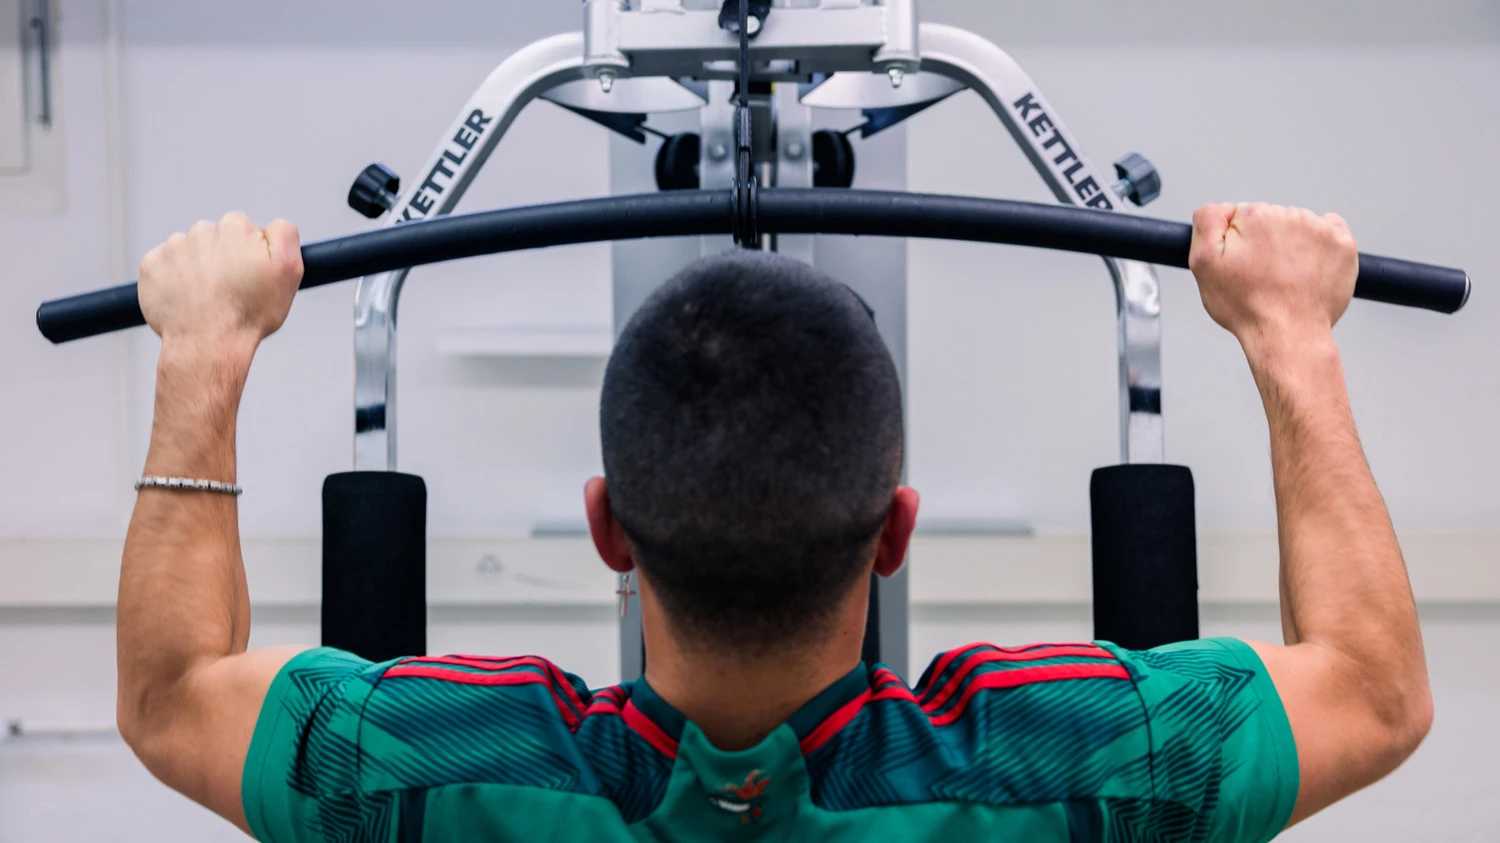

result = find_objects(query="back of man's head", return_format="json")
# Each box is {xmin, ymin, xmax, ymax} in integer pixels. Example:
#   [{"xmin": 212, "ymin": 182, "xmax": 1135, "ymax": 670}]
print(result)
[{"xmin": 601, "ymin": 250, "xmax": 904, "ymax": 658}]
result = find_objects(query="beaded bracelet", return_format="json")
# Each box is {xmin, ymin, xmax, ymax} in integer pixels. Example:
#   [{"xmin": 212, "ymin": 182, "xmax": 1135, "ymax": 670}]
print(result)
[{"xmin": 134, "ymin": 476, "xmax": 242, "ymax": 496}]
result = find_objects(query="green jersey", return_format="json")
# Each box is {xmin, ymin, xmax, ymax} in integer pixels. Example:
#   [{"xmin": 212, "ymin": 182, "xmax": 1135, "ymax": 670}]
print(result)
[{"xmin": 243, "ymin": 637, "xmax": 1297, "ymax": 841}]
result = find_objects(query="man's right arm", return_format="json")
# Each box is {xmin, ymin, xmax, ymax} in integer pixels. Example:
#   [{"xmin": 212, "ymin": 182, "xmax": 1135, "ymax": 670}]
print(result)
[{"xmin": 1189, "ymin": 203, "xmax": 1433, "ymax": 826}]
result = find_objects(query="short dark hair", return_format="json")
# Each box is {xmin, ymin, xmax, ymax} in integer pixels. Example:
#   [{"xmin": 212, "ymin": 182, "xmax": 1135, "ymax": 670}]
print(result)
[{"xmin": 600, "ymin": 250, "xmax": 903, "ymax": 656}]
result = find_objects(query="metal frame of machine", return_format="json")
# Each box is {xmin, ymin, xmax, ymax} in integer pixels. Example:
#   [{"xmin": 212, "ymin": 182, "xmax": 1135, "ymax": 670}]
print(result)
[
  {"xmin": 345, "ymin": 0, "xmax": 1168, "ymax": 678},
  {"xmin": 351, "ymin": 1, "xmax": 1166, "ymax": 472}
]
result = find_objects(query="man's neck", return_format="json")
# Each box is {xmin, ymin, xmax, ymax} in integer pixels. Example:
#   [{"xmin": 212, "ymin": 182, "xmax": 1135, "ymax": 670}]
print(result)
[
  {"xmin": 637, "ymin": 579, "xmax": 870, "ymax": 751},
  {"xmin": 646, "ymin": 650, "xmax": 857, "ymax": 751}
]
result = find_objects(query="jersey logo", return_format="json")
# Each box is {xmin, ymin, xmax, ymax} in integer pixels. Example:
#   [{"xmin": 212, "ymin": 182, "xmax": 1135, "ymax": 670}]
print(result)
[{"xmin": 708, "ymin": 770, "xmax": 770, "ymax": 824}]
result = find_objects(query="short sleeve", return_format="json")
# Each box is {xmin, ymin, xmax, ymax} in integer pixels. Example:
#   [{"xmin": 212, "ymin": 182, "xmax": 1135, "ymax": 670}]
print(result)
[
  {"xmin": 241, "ymin": 647, "xmax": 390, "ymax": 843},
  {"xmin": 1100, "ymin": 637, "xmax": 1299, "ymax": 843}
]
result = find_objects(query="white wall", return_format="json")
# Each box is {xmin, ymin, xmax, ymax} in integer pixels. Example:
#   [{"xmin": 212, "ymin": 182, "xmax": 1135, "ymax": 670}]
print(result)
[
  {"xmin": 0, "ymin": 1, "xmax": 126, "ymax": 537},
  {"xmin": 1, "ymin": 1, "xmax": 1496, "ymax": 841},
  {"xmin": 907, "ymin": 1, "xmax": 1500, "ymax": 531}
]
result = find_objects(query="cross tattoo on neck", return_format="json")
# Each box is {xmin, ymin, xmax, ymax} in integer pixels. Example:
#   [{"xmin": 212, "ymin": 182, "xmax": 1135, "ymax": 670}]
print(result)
[{"xmin": 616, "ymin": 572, "xmax": 637, "ymax": 618}]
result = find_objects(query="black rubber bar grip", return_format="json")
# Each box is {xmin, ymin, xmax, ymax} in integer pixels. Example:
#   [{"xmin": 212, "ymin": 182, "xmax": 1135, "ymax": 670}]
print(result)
[{"xmin": 36, "ymin": 188, "xmax": 1471, "ymax": 343}]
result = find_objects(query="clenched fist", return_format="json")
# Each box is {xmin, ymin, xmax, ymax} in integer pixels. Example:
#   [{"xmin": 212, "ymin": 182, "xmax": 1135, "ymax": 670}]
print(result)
[
  {"xmin": 1189, "ymin": 202, "xmax": 1357, "ymax": 347},
  {"xmin": 138, "ymin": 212, "xmax": 303, "ymax": 350}
]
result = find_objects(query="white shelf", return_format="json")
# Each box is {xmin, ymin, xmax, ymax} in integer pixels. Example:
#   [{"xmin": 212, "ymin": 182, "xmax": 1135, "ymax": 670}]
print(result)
[
  {"xmin": 916, "ymin": 517, "xmax": 1033, "ymax": 537},
  {"xmin": 437, "ymin": 325, "xmax": 614, "ymax": 359},
  {"xmin": 4, "ymin": 533, "xmax": 1499, "ymax": 608}
]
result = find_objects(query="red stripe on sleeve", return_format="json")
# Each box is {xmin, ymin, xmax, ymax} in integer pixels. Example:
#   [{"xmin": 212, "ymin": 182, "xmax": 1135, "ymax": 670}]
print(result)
[
  {"xmin": 584, "ymin": 685, "xmax": 626, "ymax": 717},
  {"xmin": 382, "ymin": 664, "xmax": 580, "ymax": 728},
  {"xmin": 926, "ymin": 663, "xmax": 1130, "ymax": 727},
  {"xmin": 871, "ymin": 687, "xmax": 916, "ymax": 703},
  {"xmin": 399, "ymin": 655, "xmax": 542, "ymax": 673},
  {"xmin": 621, "ymin": 700, "xmax": 679, "ymax": 758},
  {"xmin": 385, "ymin": 664, "xmax": 551, "ymax": 685},
  {"xmin": 593, "ymin": 685, "xmax": 626, "ymax": 702},
  {"xmin": 439, "ymin": 654, "xmax": 589, "ymax": 717},
  {"xmin": 797, "ymin": 661, "xmax": 1127, "ymax": 755},
  {"xmin": 918, "ymin": 645, "xmax": 986, "ymax": 700},
  {"xmin": 917, "ymin": 643, "xmax": 1101, "ymax": 702},
  {"xmin": 871, "ymin": 669, "xmax": 915, "ymax": 700},
  {"xmin": 870, "ymin": 683, "xmax": 916, "ymax": 704},
  {"xmin": 920, "ymin": 645, "xmax": 1113, "ymax": 713}
]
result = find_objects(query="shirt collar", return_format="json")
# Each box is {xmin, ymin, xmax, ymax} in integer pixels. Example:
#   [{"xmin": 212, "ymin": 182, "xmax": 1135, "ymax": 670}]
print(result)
[{"xmin": 629, "ymin": 662, "xmax": 872, "ymax": 748}]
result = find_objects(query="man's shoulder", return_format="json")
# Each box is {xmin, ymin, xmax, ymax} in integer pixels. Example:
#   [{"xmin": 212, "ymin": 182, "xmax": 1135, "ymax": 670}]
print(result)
[
  {"xmin": 247, "ymin": 649, "xmax": 677, "ymax": 840},
  {"xmin": 798, "ymin": 638, "xmax": 1291, "ymax": 834},
  {"xmin": 801, "ymin": 643, "xmax": 1148, "ymax": 812},
  {"xmin": 912, "ymin": 641, "xmax": 1136, "ymax": 726},
  {"xmin": 254, "ymin": 649, "xmax": 675, "ymax": 811},
  {"xmin": 903, "ymin": 638, "xmax": 1282, "ymax": 758},
  {"xmin": 364, "ymin": 653, "xmax": 594, "ymax": 732}
]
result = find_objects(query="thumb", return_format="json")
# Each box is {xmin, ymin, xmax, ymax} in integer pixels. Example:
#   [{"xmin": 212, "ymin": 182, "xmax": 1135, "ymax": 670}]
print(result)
[
  {"xmin": 1188, "ymin": 203, "xmax": 1237, "ymax": 277},
  {"xmin": 263, "ymin": 219, "xmax": 304, "ymax": 284}
]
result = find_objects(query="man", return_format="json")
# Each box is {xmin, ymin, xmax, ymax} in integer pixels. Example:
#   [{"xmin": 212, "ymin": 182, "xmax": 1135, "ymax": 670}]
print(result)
[{"xmin": 116, "ymin": 203, "xmax": 1431, "ymax": 841}]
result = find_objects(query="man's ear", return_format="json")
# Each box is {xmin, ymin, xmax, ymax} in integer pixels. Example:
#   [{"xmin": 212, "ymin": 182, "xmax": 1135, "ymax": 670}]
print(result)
[
  {"xmin": 585, "ymin": 477, "xmax": 635, "ymax": 574},
  {"xmin": 873, "ymin": 486, "xmax": 919, "ymax": 578}
]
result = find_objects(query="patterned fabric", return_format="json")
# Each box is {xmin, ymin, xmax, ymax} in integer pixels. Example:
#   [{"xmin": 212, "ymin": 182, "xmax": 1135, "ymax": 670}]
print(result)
[
  {"xmin": 801, "ymin": 639, "xmax": 1296, "ymax": 842},
  {"xmin": 806, "ymin": 644, "xmax": 1148, "ymax": 810},
  {"xmin": 242, "ymin": 638, "xmax": 1296, "ymax": 842},
  {"xmin": 242, "ymin": 650, "xmax": 675, "ymax": 842}
]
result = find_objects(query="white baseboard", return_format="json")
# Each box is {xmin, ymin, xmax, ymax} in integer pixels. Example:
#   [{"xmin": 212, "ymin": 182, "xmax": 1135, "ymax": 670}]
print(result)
[{"xmin": 2, "ymin": 533, "xmax": 1496, "ymax": 609}]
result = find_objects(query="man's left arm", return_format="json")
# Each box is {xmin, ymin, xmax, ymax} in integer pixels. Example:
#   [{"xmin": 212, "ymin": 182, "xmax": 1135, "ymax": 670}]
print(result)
[{"xmin": 115, "ymin": 213, "xmax": 309, "ymax": 834}]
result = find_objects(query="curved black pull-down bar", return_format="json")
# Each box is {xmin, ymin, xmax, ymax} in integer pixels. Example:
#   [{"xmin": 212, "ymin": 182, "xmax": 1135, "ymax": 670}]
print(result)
[{"xmin": 36, "ymin": 188, "xmax": 1471, "ymax": 344}]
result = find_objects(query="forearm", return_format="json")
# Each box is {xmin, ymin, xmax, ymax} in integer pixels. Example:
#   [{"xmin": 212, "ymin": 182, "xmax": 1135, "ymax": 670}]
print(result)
[
  {"xmin": 1247, "ymin": 330, "xmax": 1427, "ymax": 713},
  {"xmin": 118, "ymin": 339, "xmax": 256, "ymax": 727}
]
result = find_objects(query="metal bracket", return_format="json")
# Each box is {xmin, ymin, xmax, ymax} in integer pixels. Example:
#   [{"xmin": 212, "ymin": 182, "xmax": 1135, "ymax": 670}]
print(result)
[
  {"xmin": 352, "ymin": 34, "xmax": 588, "ymax": 470},
  {"xmin": 920, "ymin": 23, "xmax": 1165, "ymax": 464},
  {"xmin": 28, "ymin": 0, "xmax": 51, "ymax": 127}
]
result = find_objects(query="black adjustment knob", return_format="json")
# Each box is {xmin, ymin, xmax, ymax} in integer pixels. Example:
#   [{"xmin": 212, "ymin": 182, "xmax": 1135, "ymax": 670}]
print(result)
[
  {"xmin": 718, "ymin": 0, "xmax": 772, "ymax": 37},
  {"xmin": 1112, "ymin": 152, "xmax": 1161, "ymax": 207},
  {"xmin": 812, "ymin": 130, "xmax": 855, "ymax": 188},
  {"xmin": 654, "ymin": 133, "xmax": 701, "ymax": 191},
  {"xmin": 348, "ymin": 162, "xmax": 401, "ymax": 219}
]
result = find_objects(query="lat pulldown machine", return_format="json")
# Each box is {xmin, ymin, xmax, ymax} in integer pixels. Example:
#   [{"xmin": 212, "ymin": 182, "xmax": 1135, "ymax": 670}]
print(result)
[{"xmin": 36, "ymin": 0, "xmax": 1468, "ymax": 679}]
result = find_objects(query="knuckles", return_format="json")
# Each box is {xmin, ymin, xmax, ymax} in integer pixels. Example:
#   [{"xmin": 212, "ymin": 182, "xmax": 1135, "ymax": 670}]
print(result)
[
  {"xmin": 219, "ymin": 211, "xmax": 254, "ymax": 231},
  {"xmin": 275, "ymin": 255, "xmax": 304, "ymax": 282},
  {"xmin": 161, "ymin": 232, "xmax": 188, "ymax": 258},
  {"xmin": 139, "ymin": 212, "xmax": 307, "ymax": 330},
  {"xmin": 267, "ymin": 220, "xmax": 305, "ymax": 278},
  {"xmin": 139, "ymin": 246, "xmax": 164, "ymax": 278}
]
